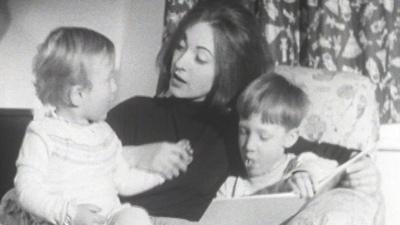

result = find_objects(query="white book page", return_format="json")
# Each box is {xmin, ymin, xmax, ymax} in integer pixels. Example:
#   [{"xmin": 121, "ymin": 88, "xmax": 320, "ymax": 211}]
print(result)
[{"xmin": 200, "ymin": 192, "xmax": 306, "ymax": 225}]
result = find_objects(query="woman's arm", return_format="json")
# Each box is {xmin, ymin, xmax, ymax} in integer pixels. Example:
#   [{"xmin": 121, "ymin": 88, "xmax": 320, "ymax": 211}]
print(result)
[
  {"xmin": 287, "ymin": 137, "xmax": 357, "ymax": 164},
  {"xmin": 287, "ymin": 137, "xmax": 380, "ymax": 195}
]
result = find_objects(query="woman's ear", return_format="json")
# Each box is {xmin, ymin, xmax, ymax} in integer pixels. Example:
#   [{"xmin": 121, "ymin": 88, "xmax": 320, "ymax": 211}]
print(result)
[
  {"xmin": 283, "ymin": 128, "xmax": 299, "ymax": 148},
  {"xmin": 69, "ymin": 85, "xmax": 87, "ymax": 107}
]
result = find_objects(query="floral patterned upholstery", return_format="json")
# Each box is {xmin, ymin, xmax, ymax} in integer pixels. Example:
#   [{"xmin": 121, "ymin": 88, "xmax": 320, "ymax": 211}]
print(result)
[
  {"xmin": 276, "ymin": 65, "xmax": 380, "ymax": 152},
  {"xmin": 276, "ymin": 66, "xmax": 383, "ymax": 225},
  {"xmin": 163, "ymin": 0, "xmax": 400, "ymax": 124}
]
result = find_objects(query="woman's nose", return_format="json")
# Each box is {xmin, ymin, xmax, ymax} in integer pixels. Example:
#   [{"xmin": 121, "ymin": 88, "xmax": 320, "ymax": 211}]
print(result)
[
  {"xmin": 111, "ymin": 78, "xmax": 117, "ymax": 93},
  {"xmin": 174, "ymin": 50, "xmax": 190, "ymax": 70}
]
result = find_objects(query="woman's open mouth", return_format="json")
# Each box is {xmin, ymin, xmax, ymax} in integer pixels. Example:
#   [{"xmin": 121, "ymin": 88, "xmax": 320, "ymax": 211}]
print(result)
[{"xmin": 171, "ymin": 73, "xmax": 187, "ymax": 86}]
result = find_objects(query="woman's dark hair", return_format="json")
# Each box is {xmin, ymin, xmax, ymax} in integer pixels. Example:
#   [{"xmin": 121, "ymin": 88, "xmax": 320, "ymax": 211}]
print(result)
[{"xmin": 156, "ymin": 0, "xmax": 272, "ymax": 112}]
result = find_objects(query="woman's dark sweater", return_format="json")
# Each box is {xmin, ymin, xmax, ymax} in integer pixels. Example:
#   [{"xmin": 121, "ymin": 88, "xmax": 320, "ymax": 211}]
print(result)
[{"xmin": 107, "ymin": 96, "xmax": 354, "ymax": 221}]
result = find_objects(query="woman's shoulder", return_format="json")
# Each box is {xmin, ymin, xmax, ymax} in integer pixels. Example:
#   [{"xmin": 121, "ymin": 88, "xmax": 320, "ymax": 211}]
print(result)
[
  {"xmin": 107, "ymin": 96, "xmax": 173, "ymax": 127},
  {"xmin": 109, "ymin": 96, "xmax": 163, "ymax": 116},
  {"xmin": 112, "ymin": 96, "xmax": 154, "ymax": 110}
]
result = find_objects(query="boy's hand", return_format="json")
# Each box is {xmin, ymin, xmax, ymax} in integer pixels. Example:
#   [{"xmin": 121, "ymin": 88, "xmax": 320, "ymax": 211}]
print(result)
[
  {"xmin": 72, "ymin": 204, "xmax": 106, "ymax": 225},
  {"xmin": 288, "ymin": 171, "xmax": 316, "ymax": 199}
]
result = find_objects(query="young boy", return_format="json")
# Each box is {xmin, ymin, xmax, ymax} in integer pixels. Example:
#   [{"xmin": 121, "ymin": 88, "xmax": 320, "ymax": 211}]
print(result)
[
  {"xmin": 13, "ymin": 27, "xmax": 179, "ymax": 225},
  {"xmin": 218, "ymin": 74, "xmax": 337, "ymax": 199}
]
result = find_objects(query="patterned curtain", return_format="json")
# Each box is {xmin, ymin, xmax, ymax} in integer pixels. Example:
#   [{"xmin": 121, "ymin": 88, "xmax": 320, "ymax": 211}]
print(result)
[{"xmin": 163, "ymin": 0, "xmax": 400, "ymax": 124}]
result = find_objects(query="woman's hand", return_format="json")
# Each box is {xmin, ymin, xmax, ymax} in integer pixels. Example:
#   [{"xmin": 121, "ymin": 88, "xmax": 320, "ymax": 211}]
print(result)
[
  {"xmin": 123, "ymin": 140, "xmax": 193, "ymax": 180},
  {"xmin": 340, "ymin": 155, "xmax": 380, "ymax": 196}
]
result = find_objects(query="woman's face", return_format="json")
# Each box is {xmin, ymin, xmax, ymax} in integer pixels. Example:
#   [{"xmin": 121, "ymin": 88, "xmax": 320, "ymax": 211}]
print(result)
[{"xmin": 169, "ymin": 22, "xmax": 216, "ymax": 102}]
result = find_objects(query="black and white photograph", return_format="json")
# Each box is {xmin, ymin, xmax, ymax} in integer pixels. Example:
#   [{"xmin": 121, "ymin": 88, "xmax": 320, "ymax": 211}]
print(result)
[{"xmin": 0, "ymin": 0, "xmax": 399, "ymax": 224}]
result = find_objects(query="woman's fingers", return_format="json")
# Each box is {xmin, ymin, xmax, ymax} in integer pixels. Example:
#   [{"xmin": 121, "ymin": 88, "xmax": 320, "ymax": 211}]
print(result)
[
  {"xmin": 342, "ymin": 174, "xmax": 379, "ymax": 194},
  {"xmin": 345, "ymin": 156, "xmax": 370, "ymax": 173},
  {"xmin": 346, "ymin": 170, "xmax": 379, "ymax": 185},
  {"xmin": 343, "ymin": 156, "xmax": 380, "ymax": 195},
  {"xmin": 343, "ymin": 176, "xmax": 376, "ymax": 188}
]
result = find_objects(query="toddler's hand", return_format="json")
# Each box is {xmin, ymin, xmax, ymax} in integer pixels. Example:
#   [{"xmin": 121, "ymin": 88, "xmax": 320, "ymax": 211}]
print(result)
[
  {"xmin": 163, "ymin": 139, "xmax": 193, "ymax": 179},
  {"xmin": 177, "ymin": 139, "xmax": 194, "ymax": 158},
  {"xmin": 72, "ymin": 204, "xmax": 106, "ymax": 225},
  {"xmin": 136, "ymin": 139, "xmax": 193, "ymax": 180},
  {"xmin": 288, "ymin": 171, "xmax": 316, "ymax": 199}
]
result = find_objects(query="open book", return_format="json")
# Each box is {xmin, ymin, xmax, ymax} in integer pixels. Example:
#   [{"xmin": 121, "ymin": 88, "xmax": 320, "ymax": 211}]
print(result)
[
  {"xmin": 199, "ymin": 149, "xmax": 373, "ymax": 225},
  {"xmin": 199, "ymin": 192, "xmax": 306, "ymax": 225}
]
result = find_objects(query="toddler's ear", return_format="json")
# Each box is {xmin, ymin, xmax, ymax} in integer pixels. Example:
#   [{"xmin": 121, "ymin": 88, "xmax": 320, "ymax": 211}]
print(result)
[
  {"xmin": 69, "ymin": 85, "xmax": 86, "ymax": 107},
  {"xmin": 283, "ymin": 128, "xmax": 299, "ymax": 148}
]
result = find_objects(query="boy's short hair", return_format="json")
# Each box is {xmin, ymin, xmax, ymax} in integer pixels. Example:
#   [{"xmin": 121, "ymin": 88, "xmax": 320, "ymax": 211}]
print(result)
[
  {"xmin": 33, "ymin": 27, "xmax": 115, "ymax": 107},
  {"xmin": 237, "ymin": 73, "xmax": 309, "ymax": 130}
]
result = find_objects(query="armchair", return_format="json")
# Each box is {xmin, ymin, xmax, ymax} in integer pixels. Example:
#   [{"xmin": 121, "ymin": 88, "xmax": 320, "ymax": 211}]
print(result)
[{"xmin": 276, "ymin": 65, "xmax": 382, "ymax": 225}]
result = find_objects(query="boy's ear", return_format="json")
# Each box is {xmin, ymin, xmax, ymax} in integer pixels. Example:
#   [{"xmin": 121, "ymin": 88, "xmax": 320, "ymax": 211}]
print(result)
[
  {"xmin": 69, "ymin": 85, "xmax": 87, "ymax": 107},
  {"xmin": 283, "ymin": 128, "xmax": 299, "ymax": 148}
]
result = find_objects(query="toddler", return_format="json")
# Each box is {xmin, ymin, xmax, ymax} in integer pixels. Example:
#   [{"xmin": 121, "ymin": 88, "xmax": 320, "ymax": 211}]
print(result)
[
  {"xmin": 14, "ymin": 27, "xmax": 168, "ymax": 225},
  {"xmin": 218, "ymin": 74, "xmax": 337, "ymax": 198}
]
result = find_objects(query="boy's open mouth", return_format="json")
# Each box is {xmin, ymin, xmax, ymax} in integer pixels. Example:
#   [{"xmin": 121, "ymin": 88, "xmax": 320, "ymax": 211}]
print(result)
[{"xmin": 245, "ymin": 158, "xmax": 255, "ymax": 167}]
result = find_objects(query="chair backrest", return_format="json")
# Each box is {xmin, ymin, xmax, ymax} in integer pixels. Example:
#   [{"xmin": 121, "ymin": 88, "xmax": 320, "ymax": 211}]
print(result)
[
  {"xmin": 0, "ymin": 109, "xmax": 32, "ymax": 197},
  {"xmin": 276, "ymin": 65, "xmax": 379, "ymax": 152}
]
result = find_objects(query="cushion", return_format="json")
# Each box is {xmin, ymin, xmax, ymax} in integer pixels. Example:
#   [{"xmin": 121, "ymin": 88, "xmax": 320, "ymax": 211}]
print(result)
[
  {"xmin": 276, "ymin": 65, "xmax": 379, "ymax": 152},
  {"xmin": 0, "ymin": 109, "xmax": 32, "ymax": 197}
]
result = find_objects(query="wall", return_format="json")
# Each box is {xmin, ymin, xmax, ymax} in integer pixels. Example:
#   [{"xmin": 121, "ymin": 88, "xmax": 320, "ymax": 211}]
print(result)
[
  {"xmin": 377, "ymin": 124, "xmax": 400, "ymax": 225},
  {"xmin": 117, "ymin": 0, "xmax": 164, "ymax": 103},
  {"xmin": 0, "ymin": 0, "xmax": 164, "ymax": 109}
]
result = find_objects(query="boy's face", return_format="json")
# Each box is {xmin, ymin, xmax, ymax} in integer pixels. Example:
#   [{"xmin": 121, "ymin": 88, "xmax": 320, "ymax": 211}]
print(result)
[
  {"xmin": 238, "ymin": 113, "xmax": 298, "ymax": 178},
  {"xmin": 81, "ymin": 55, "xmax": 117, "ymax": 122}
]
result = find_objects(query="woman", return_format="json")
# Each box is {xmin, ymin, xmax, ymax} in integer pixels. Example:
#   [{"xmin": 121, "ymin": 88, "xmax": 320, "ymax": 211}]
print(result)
[
  {"xmin": 107, "ymin": 0, "xmax": 380, "ymax": 223},
  {"xmin": 108, "ymin": 1, "xmax": 267, "ymax": 221}
]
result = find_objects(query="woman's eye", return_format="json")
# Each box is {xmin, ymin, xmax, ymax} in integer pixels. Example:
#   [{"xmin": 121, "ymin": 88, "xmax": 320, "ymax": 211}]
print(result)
[
  {"xmin": 176, "ymin": 40, "xmax": 186, "ymax": 50},
  {"xmin": 196, "ymin": 51, "xmax": 209, "ymax": 64},
  {"xmin": 195, "ymin": 56, "xmax": 207, "ymax": 64}
]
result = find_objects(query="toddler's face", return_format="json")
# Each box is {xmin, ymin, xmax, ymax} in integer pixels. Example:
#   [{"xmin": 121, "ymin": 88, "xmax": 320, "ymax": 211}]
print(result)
[
  {"xmin": 81, "ymin": 56, "xmax": 117, "ymax": 122},
  {"xmin": 238, "ymin": 113, "xmax": 294, "ymax": 178}
]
